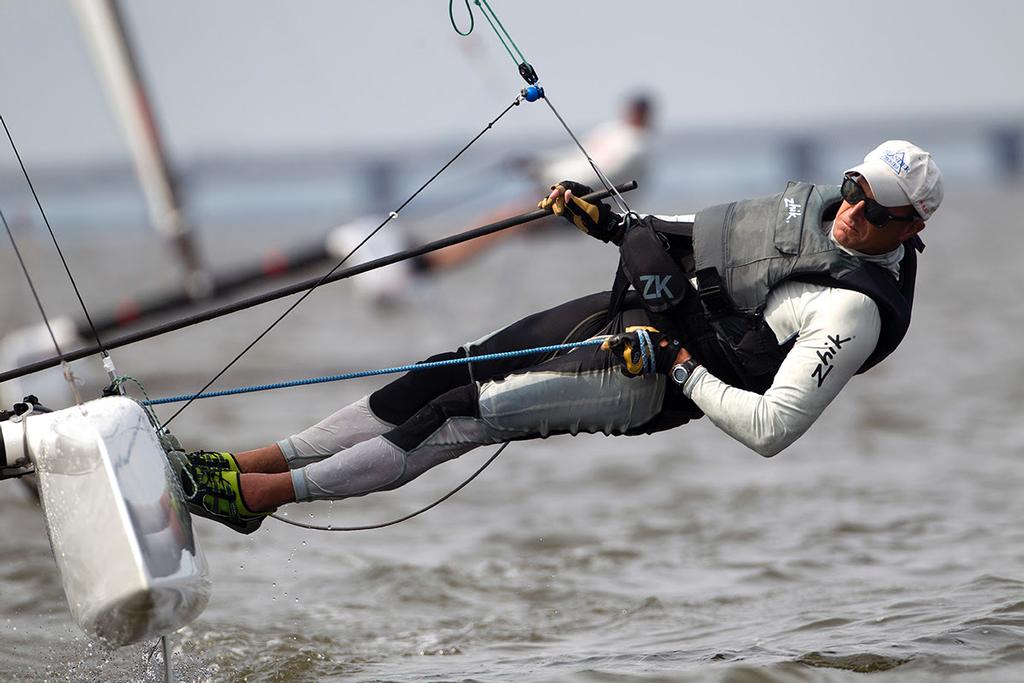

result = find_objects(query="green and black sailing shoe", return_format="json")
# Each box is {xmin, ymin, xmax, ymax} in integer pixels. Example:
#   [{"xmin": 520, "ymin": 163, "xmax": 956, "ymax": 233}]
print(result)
[
  {"xmin": 186, "ymin": 450, "xmax": 241, "ymax": 474},
  {"xmin": 180, "ymin": 466, "xmax": 273, "ymax": 535}
]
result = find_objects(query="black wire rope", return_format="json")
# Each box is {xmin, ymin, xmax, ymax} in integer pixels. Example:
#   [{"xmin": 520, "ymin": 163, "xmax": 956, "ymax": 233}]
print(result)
[
  {"xmin": 158, "ymin": 96, "xmax": 523, "ymax": 429},
  {"xmin": 541, "ymin": 94, "xmax": 632, "ymax": 215},
  {"xmin": 270, "ymin": 442, "xmax": 508, "ymax": 531},
  {"xmin": 1, "ymin": 114, "xmax": 108, "ymax": 354},
  {"xmin": 1, "ymin": 207, "xmax": 65, "ymax": 359}
]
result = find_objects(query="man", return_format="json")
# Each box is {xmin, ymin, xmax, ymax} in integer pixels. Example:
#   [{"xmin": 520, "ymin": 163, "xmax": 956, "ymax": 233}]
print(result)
[{"xmin": 181, "ymin": 140, "xmax": 943, "ymax": 534}]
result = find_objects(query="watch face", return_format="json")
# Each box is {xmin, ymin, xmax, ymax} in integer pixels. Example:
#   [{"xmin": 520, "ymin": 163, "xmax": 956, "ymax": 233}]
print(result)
[{"xmin": 671, "ymin": 364, "xmax": 689, "ymax": 385}]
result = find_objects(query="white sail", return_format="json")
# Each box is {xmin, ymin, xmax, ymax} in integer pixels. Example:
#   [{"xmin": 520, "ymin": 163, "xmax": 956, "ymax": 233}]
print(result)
[{"xmin": 70, "ymin": 0, "xmax": 210, "ymax": 298}]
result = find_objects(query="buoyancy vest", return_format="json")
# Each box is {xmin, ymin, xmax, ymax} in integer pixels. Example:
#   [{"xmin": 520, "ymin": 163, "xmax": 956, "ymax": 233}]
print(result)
[{"xmin": 613, "ymin": 182, "xmax": 922, "ymax": 393}]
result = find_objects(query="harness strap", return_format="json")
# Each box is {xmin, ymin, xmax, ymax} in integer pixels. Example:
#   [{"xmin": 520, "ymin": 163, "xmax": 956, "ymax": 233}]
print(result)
[
  {"xmin": 648, "ymin": 218, "xmax": 694, "ymax": 237},
  {"xmin": 695, "ymin": 267, "xmax": 734, "ymax": 319},
  {"xmin": 606, "ymin": 256, "xmax": 631, "ymax": 323}
]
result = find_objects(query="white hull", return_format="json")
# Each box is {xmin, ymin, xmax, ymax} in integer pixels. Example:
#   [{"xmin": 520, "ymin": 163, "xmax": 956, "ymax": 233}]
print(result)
[{"xmin": 1, "ymin": 396, "xmax": 209, "ymax": 646}]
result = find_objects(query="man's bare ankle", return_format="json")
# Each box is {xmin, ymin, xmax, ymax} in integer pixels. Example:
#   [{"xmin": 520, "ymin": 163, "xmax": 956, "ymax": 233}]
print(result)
[
  {"xmin": 240, "ymin": 472, "xmax": 295, "ymax": 512},
  {"xmin": 235, "ymin": 445, "xmax": 288, "ymax": 474}
]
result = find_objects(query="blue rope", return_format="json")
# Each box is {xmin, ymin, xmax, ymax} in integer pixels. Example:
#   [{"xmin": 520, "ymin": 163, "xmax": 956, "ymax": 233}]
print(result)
[
  {"xmin": 635, "ymin": 328, "xmax": 654, "ymax": 375},
  {"xmin": 143, "ymin": 338, "xmax": 607, "ymax": 406}
]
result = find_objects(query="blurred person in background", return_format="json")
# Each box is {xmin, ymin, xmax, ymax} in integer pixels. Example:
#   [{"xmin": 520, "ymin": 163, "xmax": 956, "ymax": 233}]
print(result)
[
  {"xmin": 422, "ymin": 93, "xmax": 655, "ymax": 271},
  {"xmin": 177, "ymin": 140, "xmax": 943, "ymax": 535},
  {"xmin": 325, "ymin": 94, "xmax": 654, "ymax": 307}
]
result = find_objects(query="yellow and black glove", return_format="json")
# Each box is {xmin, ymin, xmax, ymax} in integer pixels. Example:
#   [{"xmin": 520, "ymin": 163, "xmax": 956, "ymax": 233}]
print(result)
[
  {"xmin": 601, "ymin": 326, "xmax": 682, "ymax": 377},
  {"xmin": 538, "ymin": 180, "xmax": 625, "ymax": 244}
]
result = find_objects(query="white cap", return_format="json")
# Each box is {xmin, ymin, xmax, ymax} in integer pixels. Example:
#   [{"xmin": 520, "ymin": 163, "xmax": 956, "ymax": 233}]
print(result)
[{"xmin": 845, "ymin": 140, "xmax": 944, "ymax": 221}]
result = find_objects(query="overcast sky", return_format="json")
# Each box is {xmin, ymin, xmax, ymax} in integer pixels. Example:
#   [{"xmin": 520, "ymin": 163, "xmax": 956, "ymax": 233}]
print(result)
[{"xmin": 0, "ymin": 1, "xmax": 1021, "ymax": 166}]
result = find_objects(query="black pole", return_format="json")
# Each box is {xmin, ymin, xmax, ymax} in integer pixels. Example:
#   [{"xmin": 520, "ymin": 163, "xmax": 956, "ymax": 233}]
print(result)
[
  {"xmin": 81, "ymin": 171, "xmax": 519, "ymax": 337},
  {"xmin": 82, "ymin": 241, "xmax": 332, "ymax": 336},
  {"xmin": 1, "ymin": 181, "xmax": 636, "ymax": 383}
]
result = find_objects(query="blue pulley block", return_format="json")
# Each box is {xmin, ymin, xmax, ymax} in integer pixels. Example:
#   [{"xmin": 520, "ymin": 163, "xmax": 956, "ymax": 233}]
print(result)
[{"xmin": 522, "ymin": 85, "xmax": 544, "ymax": 102}]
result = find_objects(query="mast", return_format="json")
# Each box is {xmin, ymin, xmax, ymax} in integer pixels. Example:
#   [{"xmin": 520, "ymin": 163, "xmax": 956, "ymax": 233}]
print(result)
[{"xmin": 70, "ymin": 0, "xmax": 210, "ymax": 299}]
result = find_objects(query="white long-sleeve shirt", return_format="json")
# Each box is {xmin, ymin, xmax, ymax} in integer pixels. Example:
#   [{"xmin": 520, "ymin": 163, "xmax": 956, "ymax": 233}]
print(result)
[{"xmin": 681, "ymin": 279, "xmax": 883, "ymax": 457}]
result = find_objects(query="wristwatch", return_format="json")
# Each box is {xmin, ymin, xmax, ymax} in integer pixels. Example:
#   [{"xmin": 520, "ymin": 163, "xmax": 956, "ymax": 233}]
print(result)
[{"xmin": 669, "ymin": 358, "xmax": 701, "ymax": 387}]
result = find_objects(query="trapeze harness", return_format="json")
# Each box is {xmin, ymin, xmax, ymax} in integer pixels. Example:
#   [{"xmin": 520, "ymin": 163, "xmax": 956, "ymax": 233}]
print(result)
[{"xmin": 609, "ymin": 181, "xmax": 924, "ymax": 393}]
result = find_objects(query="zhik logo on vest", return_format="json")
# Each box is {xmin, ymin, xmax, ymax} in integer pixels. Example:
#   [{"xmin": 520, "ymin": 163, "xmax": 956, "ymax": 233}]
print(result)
[
  {"xmin": 640, "ymin": 274, "xmax": 673, "ymax": 300},
  {"xmin": 784, "ymin": 198, "xmax": 802, "ymax": 224}
]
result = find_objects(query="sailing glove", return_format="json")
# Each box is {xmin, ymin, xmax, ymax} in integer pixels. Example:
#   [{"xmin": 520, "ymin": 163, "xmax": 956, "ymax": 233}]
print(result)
[
  {"xmin": 538, "ymin": 180, "xmax": 625, "ymax": 244},
  {"xmin": 601, "ymin": 326, "xmax": 682, "ymax": 377}
]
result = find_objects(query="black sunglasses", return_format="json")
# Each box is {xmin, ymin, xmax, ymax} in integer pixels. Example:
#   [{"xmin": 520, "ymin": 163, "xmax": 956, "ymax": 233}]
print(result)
[{"xmin": 841, "ymin": 175, "xmax": 918, "ymax": 228}]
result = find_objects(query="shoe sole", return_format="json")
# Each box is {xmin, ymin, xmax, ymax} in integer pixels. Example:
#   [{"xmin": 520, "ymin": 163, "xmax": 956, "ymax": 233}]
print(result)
[
  {"xmin": 184, "ymin": 499, "xmax": 266, "ymax": 535},
  {"xmin": 178, "ymin": 469, "xmax": 266, "ymax": 535}
]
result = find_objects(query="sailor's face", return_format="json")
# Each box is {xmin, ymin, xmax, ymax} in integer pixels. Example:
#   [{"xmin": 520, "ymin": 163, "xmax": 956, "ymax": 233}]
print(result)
[{"xmin": 832, "ymin": 176, "xmax": 922, "ymax": 254}]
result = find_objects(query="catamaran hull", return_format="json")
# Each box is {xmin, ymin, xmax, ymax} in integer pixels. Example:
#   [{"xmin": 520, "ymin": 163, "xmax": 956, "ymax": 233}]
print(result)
[{"xmin": 1, "ymin": 396, "xmax": 209, "ymax": 646}]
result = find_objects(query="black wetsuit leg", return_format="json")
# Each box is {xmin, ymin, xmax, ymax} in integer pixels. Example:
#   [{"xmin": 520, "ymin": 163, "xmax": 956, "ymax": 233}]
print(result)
[{"xmin": 369, "ymin": 291, "xmax": 615, "ymax": 425}]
